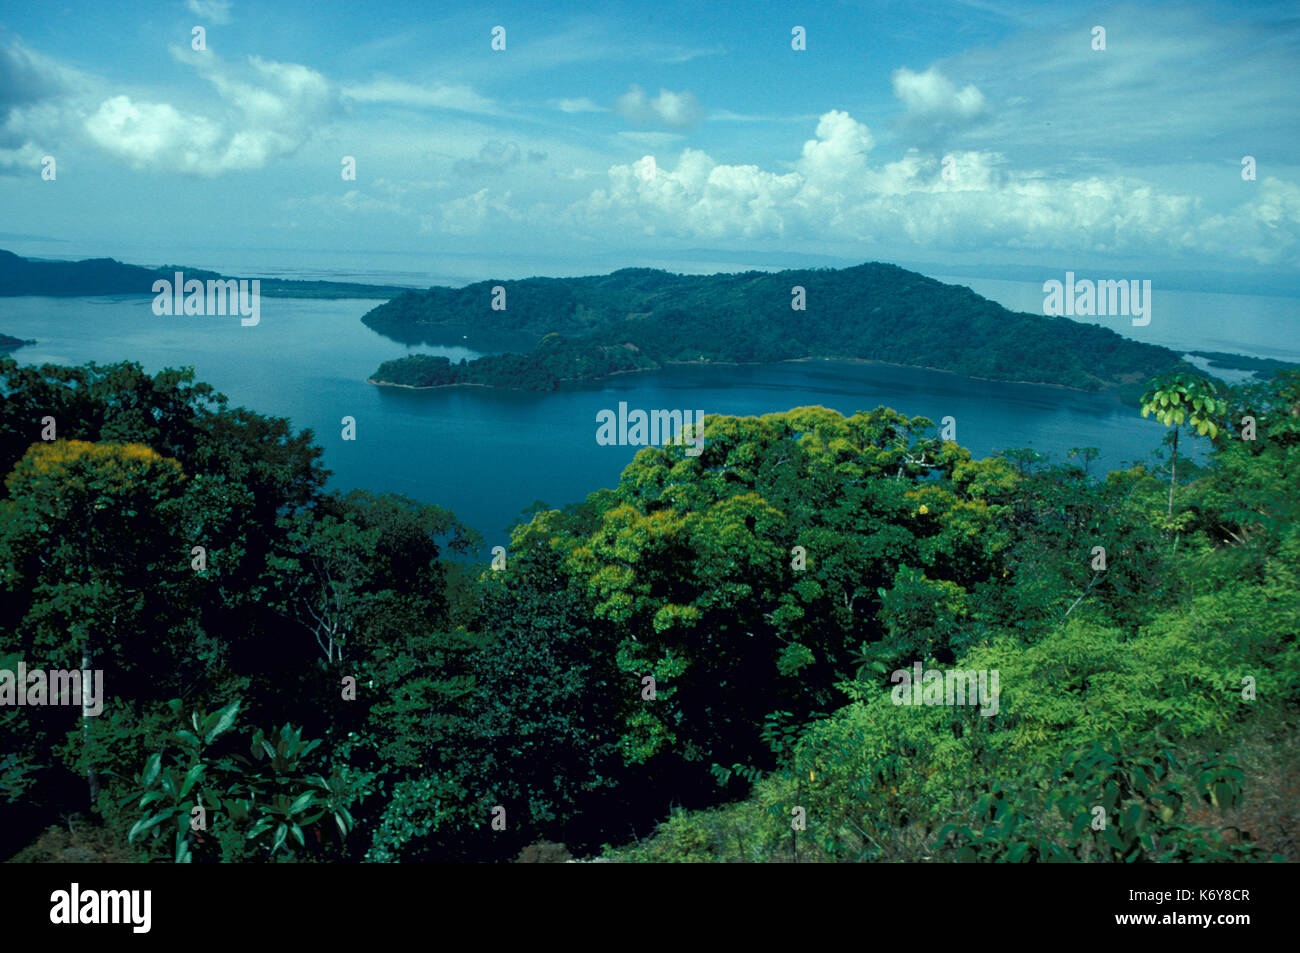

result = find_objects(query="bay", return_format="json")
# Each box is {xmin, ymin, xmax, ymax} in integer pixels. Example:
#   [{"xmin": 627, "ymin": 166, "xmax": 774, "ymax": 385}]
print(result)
[{"xmin": 0, "ymin": 292, "xmax": 1189, "ymax": 549}]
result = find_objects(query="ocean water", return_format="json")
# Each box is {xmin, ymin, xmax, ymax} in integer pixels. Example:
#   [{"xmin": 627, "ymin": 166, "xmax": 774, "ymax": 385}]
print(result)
[{"xmin": 930, "ymin": 274, "xmax": 1300, "ymax": 365}]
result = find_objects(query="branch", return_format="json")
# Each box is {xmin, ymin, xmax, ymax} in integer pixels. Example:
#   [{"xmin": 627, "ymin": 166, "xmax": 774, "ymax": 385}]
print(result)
[{"xmin": 1063, "ymin": 571, "xmax": 1103, "ymax": 621}]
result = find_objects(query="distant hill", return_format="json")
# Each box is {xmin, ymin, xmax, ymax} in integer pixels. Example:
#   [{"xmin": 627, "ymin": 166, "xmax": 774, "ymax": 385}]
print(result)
[
  {"xmin": 0, "ymin": 249, "xmax": 412, "ymax": 299},
  {"xmin": 364, "ymin": 263, "xmax": 1193, "ymax": 397}
]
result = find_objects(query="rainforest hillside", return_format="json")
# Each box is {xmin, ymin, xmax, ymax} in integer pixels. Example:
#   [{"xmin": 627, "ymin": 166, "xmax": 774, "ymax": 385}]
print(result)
[
  {"xmin": 3, "ymin": 356, "xmax": 1297, "ymax": 864},
  {"xmin": 364, "ymin": 264, "xmax": 1189, "ymax": 395}
]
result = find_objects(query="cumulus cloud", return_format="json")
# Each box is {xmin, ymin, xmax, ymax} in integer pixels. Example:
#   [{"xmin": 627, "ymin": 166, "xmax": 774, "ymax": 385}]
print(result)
[
  {"xmin": 0, "ymin": 42, "xmax": 73, "ymax": 170},
  {"xmin": 440, "ymin": 188, "xmax": 522, "ymax": 235},
  {"xmin": 558, "ymin": 108, "xmax": 1300, "ymax": 264},
  {"xmin": 615, "ymin": 84, "xmax": 704, "ymax": 128},
  {"xmin": 84, "ymin": 52, "xmax": 334, "ymax": 175},
  {"xmin": 185, "ymin": 0, "xmax": 232, "ymax": 24},
  {"xmin": 1193, "ymin": 177, "xmax": 1300, "ymax": 266},
  {"xmin": 892, "ymin": 66, "xmax": 987, "ymax": 119}
]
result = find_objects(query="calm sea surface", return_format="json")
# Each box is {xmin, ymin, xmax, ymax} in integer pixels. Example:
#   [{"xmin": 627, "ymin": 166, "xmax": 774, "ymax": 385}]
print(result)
[{"xmin": 2, "ymin": 279, "xmax": 1285, "ymax": 547}]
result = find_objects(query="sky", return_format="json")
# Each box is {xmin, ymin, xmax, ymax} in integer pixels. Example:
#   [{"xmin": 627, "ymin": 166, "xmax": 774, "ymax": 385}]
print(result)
[{"xmin": 1, "ymin": 0, "xmax": 1298, "ymax": 289}]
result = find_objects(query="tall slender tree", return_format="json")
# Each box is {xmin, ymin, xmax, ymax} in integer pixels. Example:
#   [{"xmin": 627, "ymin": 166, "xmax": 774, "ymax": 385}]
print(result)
[{"xmin": 1140, "ymin": 371, "xmax": 1228, "ymax": 516}]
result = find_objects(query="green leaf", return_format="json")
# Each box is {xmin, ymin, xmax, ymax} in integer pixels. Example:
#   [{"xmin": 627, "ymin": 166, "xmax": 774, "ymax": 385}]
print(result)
[
  {"xmin": 288, "ymin": 791, "xmax": 316, "ymax": 815},
  {"xmin": 129, "ymin": 810, "xmax": 174, "ymax": 843},
  {"xmin": 204, "ymin": 701, "xmax": 241, "ymax": 744},
  {"xmin": 180, "ymin": 763, "xmax": 205, "ymax": 798},
  {"xmin": 1103, "ymin": 826, "xmax": 1125, "ymax": 852},
  {"xmin": 142, "ymin": 753, "xmax": 162, "ymax": 789}
]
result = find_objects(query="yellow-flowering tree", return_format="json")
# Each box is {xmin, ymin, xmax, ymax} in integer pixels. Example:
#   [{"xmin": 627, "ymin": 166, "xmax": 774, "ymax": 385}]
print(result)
[{"xmin": 0, "ymin": 439, "xmax": 188, "ymax": 806}]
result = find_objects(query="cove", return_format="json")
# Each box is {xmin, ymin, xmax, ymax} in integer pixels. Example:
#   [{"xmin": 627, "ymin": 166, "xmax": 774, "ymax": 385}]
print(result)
[{"xmin": 0, "ymin": 294, "xmax": 1169, "ymax": 553}]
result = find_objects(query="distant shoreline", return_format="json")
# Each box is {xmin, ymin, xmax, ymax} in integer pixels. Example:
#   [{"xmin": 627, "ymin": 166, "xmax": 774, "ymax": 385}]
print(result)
[
  {"xmin": 367, "ymin": 378, "xmax": 496, "ymax": 390},
  {"xmin": 367, "ymin": 354, "xmax": 1127, "ymax": 398},
  {"xmin": 0, "ymin": 248, "xmax": 413, "ymax": 300}
]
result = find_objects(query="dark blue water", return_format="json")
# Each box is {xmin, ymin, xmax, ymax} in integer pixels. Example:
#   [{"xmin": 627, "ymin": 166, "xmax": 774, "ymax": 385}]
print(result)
[{"xmin": 1, "ymin": 293, "xmax": 1178, "ymax": 547}]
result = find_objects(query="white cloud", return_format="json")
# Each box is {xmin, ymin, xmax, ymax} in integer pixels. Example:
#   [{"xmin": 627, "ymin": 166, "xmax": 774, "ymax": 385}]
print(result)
[
  {"xmin": 342, "ymin": 78, "xmax": 495, "ymax": 114},
  {"xmin": 84, "ymin": 52, "xmax": 334, "ymax": 176},
  {"xmin": 556, "ymin": 109, "xmax": 1300, "ymax": 265},
  {"xmin": 797, "ymin": 110, "xmax": 874, "ymax": 178},
  {"xmin": 711, "ymin": 109, "xmax": 816, "ymax": 123},
  {"xmin": 925, "ymin": 5, "xmax": 1295, "ymax": 173},
  {"xmin": 86, "ymin": 96, "xmax": 224, "ymax": 169},
  {"xmin": 0, "ymin": 140, "xmax": 47, "ymax": 173},
  {"xmin": 552, "ymin": 97, "xmax": 603, "ymax": 113},
  {"xmin": 892, "ymin": 66, "xmax": 987, "ymax": 119},
  {"xmin": 335, "ymin": 189, "xmax": 403, "ymax": 214},
  {"xmin": 185, "ymin": 0, "xmax": 232, "ymax": 25},
  {"xmin": 440, "ymin": 188, "xmax": 522, "ymax": 235},
  {"xmin": 1193, "ymin": 177, "xmax": 1300, "ymax": 266},
  {"xmin": 0, "ymin": 41, "xmax": 88, "ymax": 173},
  {"xmin": 453, "ymin": 139, "xmax": 543, "ymax": 176},
  {"xmin": 615, "ymin": 84, "xmax": 704, "ymax": 129}
]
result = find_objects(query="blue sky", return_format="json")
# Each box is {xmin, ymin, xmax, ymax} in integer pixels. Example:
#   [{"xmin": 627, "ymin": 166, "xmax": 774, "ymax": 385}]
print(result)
[{"xmin": 1, "ymin": 0, "xmax": 1298, "ymax": 286}]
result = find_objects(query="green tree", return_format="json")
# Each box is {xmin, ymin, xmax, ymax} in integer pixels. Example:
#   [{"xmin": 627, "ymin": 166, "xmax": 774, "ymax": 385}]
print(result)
[
  {"xmin": 0, "ymin": 440, "xmax": 192, "ymax": 808},
  {"xmin": 1140, "ymin": 371, "xmax": 1228, "ymax": 515},
  {"xmin": 509, "ymin": 406, "xmax": 1005, "ymax": 782},
  {"xmin": 265, "ymin": 490, "xmax": 477, "ymax": 666}
]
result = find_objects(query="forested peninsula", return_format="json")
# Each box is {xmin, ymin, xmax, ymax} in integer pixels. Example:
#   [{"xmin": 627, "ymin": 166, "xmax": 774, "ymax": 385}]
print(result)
[
  {"xmin": 363, "ymin": 264, "xmax": 1193, "ymax": 398},
  {"xmin": 0, "ymin": 249, "xmax": 412, "ymax": 299}
]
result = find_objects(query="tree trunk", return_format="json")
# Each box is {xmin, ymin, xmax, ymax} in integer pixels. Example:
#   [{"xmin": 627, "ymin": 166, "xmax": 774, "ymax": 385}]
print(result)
[
  {"xmin": 1167, "ymin": 427, "xmax": 1179, "ymax": 517},
  {"xmin": 792, "ymin": 776, "xmax": 800, "ymax": 863},
  {"xmin": 81, "ymin": 644, "xmax": 100, "ymax": 809}
]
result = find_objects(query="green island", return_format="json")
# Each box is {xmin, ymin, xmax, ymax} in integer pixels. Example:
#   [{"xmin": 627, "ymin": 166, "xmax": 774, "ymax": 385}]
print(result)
[
  {"xmin": 363, "ymin": 264, "xmax": 1222, "ymax": 399},
  {"xmin": 1187, "ymin": 350, "xmax": 1298, "ymax": 375}
]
